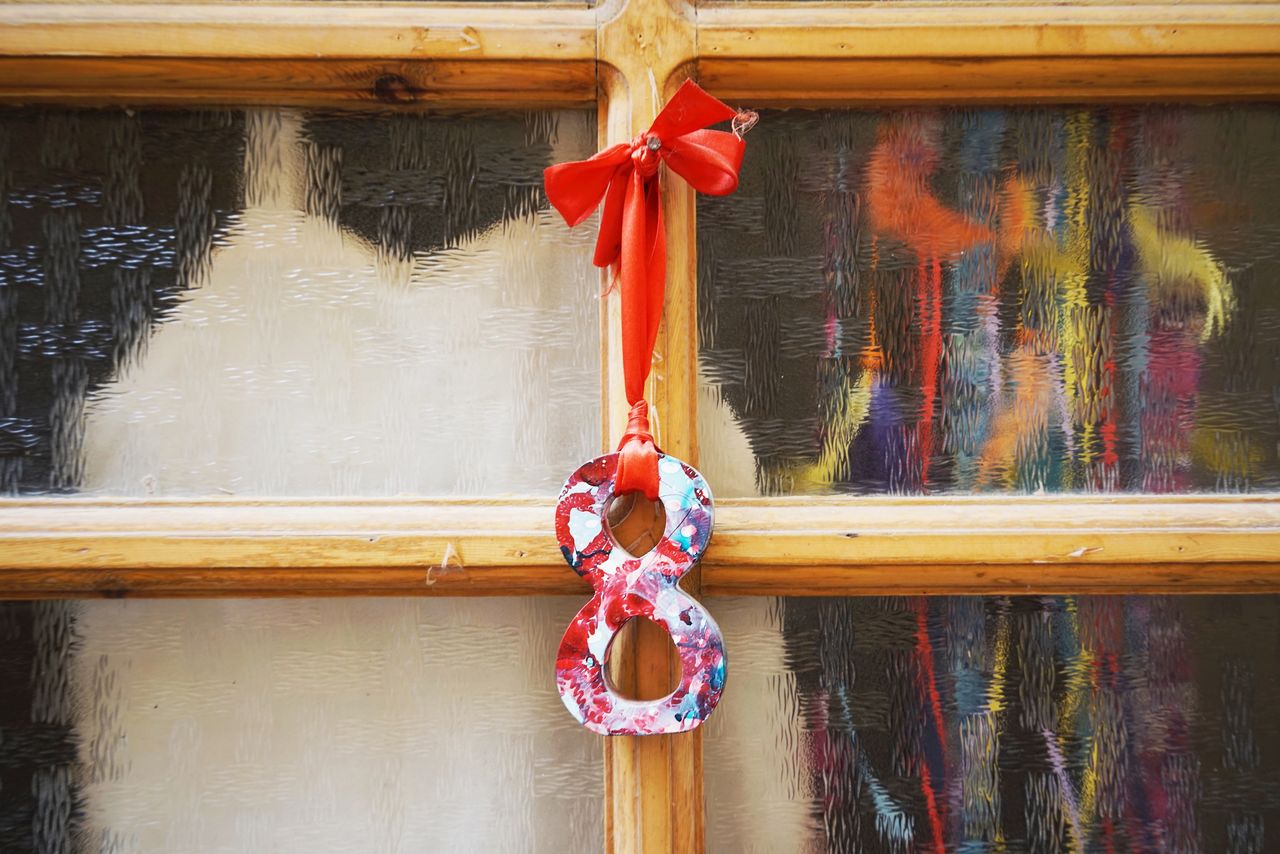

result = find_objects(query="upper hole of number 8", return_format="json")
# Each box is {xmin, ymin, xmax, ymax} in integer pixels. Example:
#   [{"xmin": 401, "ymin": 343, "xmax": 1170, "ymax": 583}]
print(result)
[{"xmin": 604, "ymin": 492, "xmax": 667, "ymax": 560}]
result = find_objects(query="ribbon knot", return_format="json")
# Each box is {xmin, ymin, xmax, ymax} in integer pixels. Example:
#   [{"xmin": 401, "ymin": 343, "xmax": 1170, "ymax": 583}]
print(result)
[
  {"xmin": 544, "ymin": 80, "xmax": 750, "ymax": 499},
  {"xmin": 631, "ymin": 134, "xmax": 663, "ymax": 177}
]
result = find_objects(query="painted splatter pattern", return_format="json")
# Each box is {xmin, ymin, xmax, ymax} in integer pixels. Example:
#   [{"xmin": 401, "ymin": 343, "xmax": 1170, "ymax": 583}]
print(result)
[{"xmin": 555, "ymin": 452, "xmax": 725, "ymax": 735}]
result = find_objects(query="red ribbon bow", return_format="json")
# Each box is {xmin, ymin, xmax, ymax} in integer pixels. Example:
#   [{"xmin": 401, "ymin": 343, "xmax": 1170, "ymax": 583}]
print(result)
[{"xmin": 544, "ymin": 80, "xmax": 747, "ymax": 499}]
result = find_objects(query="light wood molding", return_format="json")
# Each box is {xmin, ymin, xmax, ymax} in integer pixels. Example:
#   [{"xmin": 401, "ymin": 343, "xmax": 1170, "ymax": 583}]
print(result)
[
  {"xmin": 706, "ymin": 562, "xmax": 1280, "ymax": 597},
  {"xmin": 707, "ymin": 495, "xmax": 1280, "ymax": 567},
  {"xmin": 0, "ymin": 567, "xmax": 590, "ymax": 599},
  {"xmin": 0, "ymin": 2, "xmax": 598, "ymax": 106},
  {"xmin": 597, "ymin": 2, "xmax": 703, "ymax": 851},
  {"xmin": 0, "ymin": 57, "xmax": 597, "ymax": 108},
  {"xmin": 0, "ymin": 499, "xmax": 560, "ymax": 567},
  {"xmin": 0, "ymin": 3, "xmax": 596, "ymax": 60},
  {"xmin": 697, "ymin": 3, "xmax": 1280, "ymax": 59},
  {"xmin": 600, "ymin": 65, "xmax": 632, "ymax": 453},
  {"xmin": 1, "ymin": 2, "xmax": 1277, "ymax": 106},
  {"xmin": 653, "ymin": 72, "xmax": 702, "ymax": 468},
  {"xmin": 2, "ymin": 494, "xmax": 1275, "ymax": 577},
  {"xmin": 697, "ymin": 3, "xmax": 1280, "ymax": 103},
  {"xmin": 0, "ymin": 498, "xmax": 581, "ymax": 596},
  {"xmin": 704, "ymin": 496, "xmax": 1280, "ymax": 593},
  {"xmin": 697, "ymin": 55, "xmax": 1280, "ymax": 104}
]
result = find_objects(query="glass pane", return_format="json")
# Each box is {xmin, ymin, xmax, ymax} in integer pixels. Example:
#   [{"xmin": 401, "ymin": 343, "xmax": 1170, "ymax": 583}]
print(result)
[
  {"xmin": 705, "ymin": 595, "xmax": 1280, "ymax": 853},
  {"xmin": 0, "ymin": 107, "xmax": 599, "ymax": 497},
  {"xmin": 0, "ymin": 597, "xmax": 601, "ymax": 852},
  {"xmin": 699, "ymin": 106, "xmax": 1280, "ymax": 496}
]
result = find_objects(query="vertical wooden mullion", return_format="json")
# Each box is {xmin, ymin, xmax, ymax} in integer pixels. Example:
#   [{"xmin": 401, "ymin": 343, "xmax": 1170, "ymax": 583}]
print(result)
[
  {"xmin": 599, "ymin": 64, "xmax": 632, "ymax": 464},
  {"xmin": 651, "ymin": 66, "xmax": 705, "ymax": 854},
  {"xmin": 596, "ymin": 0, "xmax": 703, "ymax": 851}
]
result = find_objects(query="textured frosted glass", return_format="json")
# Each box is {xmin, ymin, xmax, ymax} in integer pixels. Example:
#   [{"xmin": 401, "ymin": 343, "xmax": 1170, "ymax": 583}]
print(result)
[
  {"xmin": 0, "ymin": 598, "xmax": 601, "ymax": 853},
  {"xmin": 0, "ymin": 107, "xmax": 598, "ymax": 496},
  {"xmin": 699, "ymin": 107, "xmax": 1280, "ymax": 496},
  {"xmin": 705, "ymin": 596, "xmax": 1280, "ymax": 854}
]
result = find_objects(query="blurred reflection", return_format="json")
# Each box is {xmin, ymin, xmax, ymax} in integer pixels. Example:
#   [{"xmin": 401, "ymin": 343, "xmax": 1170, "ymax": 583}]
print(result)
[
  {"xmin": 0, "ymin": 597, "xmax": 604, "ymax": 853},
  {"xmin": 699, "ymin": 107, "xmax": 1280, "ymax": 495},
  {"xmin": 0, "ymin": 107, "xmax": 598, "ymax": 496},
  {"xmin": 0, "ymin": 108, "xmax": 603, "ymax": 852},
  {"xmin": 705, "ymin": 596, "xmax": 1280, "ymax": 853}
]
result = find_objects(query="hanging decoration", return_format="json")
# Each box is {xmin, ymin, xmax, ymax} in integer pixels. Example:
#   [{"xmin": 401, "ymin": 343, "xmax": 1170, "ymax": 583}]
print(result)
[{"xmin": 544, "ymin": 80, "xmax": 754, "ymax": 736}]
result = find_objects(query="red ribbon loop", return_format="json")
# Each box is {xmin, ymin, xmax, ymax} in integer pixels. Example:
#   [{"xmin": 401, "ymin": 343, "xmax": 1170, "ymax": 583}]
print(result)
[{"xmin": 544, "ymin": 80, "xmax": 748, "ymax": 498}]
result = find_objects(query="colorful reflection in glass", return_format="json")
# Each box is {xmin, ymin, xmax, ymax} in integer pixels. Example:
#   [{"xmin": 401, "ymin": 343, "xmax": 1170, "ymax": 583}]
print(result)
[
  {"xmin": 704, "ymin": 596, "xmax": 1280, "ymax": 853},
  {"xmin": 698, "ymin": 107, "xmax": 1280, "ymax": 495}
]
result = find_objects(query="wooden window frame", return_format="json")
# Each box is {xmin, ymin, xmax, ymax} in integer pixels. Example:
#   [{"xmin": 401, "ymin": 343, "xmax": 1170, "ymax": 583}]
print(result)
[{"xmin": 2, "ymin": 1, "xmax": 1280, "ymax": 851}]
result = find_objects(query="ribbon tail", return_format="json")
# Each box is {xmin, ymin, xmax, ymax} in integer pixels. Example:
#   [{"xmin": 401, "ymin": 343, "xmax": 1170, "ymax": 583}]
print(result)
[
  {"xmin": 613, "ymin": 172, "xmax": 665, "ymax": 500},
  {"xmin": 643, "ymin": 175, "xmax": 665, "ymax": 375},
  {"xmin": 620, "ymin": 168, "xmax": 652, "ymax": 407},
  {"xmin": 592, "ymin": 163, "xmax": 630, "ymax": 268}
]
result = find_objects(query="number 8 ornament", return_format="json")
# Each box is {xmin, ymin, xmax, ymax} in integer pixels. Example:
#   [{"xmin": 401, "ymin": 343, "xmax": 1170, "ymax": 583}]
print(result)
[
  {"xmin": 555, "ymin": 451, "xmax": 723, "ymax": 735},
  {"xmin": 543, "ymin": 80, "xmax": 753, "ymax": 734}
]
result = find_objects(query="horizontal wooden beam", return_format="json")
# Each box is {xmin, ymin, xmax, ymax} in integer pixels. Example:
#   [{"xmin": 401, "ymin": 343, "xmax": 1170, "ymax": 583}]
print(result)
[
  {"xmin": 0, "ymin": 566, "xmax": 591, "ymax": 599},
  {"xmin": 705, "ymin": 563, "xmax": 1280, "ymax": 597},
  {"xmin": 0, "ymin": 496, "xmax": 1276, "ymax": 597},
  {"xmin": 0, "ymin": 57, "xmax": 597, "ymax": 108},
  {"xmin": 0, "ymin": 3, "xmax": 596, "ymax": 61},
  {"xmin": 0, "ymin": 2, "xmax": 598, "ymax": 108},
  {"xmin": 709, "ymin": 495, "xmax": 1280, "ymax": 595},
  {"xmin": 3, "ymin": 4, "xmax": 1275, "ymax": 110},
  {"xmin": 697, "ymin": 55, "xmax": 1280, "ymax": 104},
  {"xmin": 705, "ymin": 496, "xmax": 1280, "ymax": 567},
  {"xmin": 697, "ymin": 3, "xmax": 1280, "ymax": 60},
  {"xmin": 0, "ymin": 498, "xmax": 587, "ymax": 597},
  {"xmin": 695, "ymin": 3, "xmax": 1280, "ymax": 103},
  {"xmin": 0, "ymin": 498, "xmax": 561, "ymax": 570}
]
